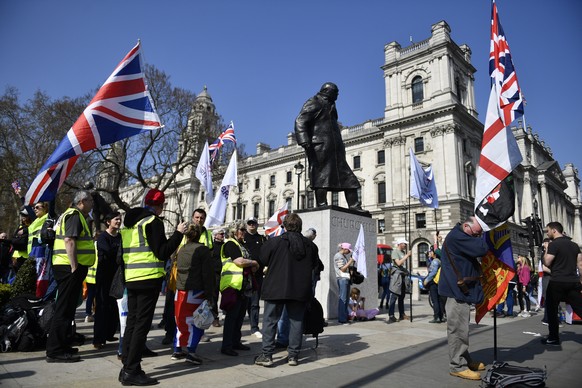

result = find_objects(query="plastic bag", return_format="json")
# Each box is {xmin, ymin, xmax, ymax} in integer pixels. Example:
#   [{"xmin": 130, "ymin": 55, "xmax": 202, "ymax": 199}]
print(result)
[{"xmin": 192, "ymin": 300, "xmax": 214, "ymax": 330}]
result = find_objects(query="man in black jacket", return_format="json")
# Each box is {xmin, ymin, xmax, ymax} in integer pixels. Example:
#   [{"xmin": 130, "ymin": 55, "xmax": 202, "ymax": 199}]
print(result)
[
  {"xmin": 244, "ymin": 217, "xmax": 266, "ymax": 338},
  {"xmin": 120, "ymin": 188, "xmax": 187, "ymax": 386},
  {"xmin": 254, "ymin": 213, "xmax": 317, "ymax": 367}
]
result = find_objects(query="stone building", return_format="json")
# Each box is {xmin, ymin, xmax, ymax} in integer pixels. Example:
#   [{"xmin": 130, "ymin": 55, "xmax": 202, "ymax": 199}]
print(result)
[{"xmin": 120, "ymin": 21, "xmax": 582, "ymax": 273}]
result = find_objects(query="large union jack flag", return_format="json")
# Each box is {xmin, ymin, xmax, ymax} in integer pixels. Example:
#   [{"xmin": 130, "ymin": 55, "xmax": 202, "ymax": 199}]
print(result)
[
  {"xmin": 209, "ymin": 121, "xmax": 236, "ymax": 163},
  {"xmin": 474, "ymin": 0, "xmax": 523, "ymax": 230},
  {"xmin": 25, "ymin": 42, "xmax": 162, "ymax": 205},
  {"xmin": 264, "ymin": 201, "xmax": 289, "ymax": 237}
]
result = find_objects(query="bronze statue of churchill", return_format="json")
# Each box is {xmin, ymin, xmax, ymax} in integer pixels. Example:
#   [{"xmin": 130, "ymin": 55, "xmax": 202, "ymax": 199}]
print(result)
[{"xmin": 294, "ymin": 82, "xmax": 364, "ymax": 211}]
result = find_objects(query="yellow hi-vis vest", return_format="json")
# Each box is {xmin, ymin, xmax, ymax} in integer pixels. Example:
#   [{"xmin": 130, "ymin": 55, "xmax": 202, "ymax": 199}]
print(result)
[
  {"xmin": 121, "ymin": 215, "xmax": 165, "ymax": 283},
  {"xmin": 53, "ymin": 208, "xmax": 96, "ymax": 267},
  {"xmin": 219, "ymin": 238, "xmax": 243, "ymax": 292},
  {"xmin": 27, "ymin": 213, "xmax": 47, "ymax": 255},
  {"xmin": 179, "ymin": 228, "xmax": 213, "ymax": 250},
  {"xmin": 85, "ymin": 242, "xmax": 98, "ymax": 284}
]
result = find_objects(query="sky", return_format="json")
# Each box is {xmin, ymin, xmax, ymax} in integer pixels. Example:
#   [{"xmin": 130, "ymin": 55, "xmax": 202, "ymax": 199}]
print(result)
[{"xmin": 1, "ymin": 0, "xmax": 581, "ymax": 186}]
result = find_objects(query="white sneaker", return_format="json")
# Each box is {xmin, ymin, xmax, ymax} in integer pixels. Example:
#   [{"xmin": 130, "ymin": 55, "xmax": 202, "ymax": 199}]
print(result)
[
  {"xmin": 253, "ymin": 331, "xmax": 263, "ymax": 339},
  {"xmin": 84, "ymin": 315, "xmax": 94, "ymax": 323},
  {"xmin": 521, "ymin": 312, "xmax": 531, "ymax": 318}
]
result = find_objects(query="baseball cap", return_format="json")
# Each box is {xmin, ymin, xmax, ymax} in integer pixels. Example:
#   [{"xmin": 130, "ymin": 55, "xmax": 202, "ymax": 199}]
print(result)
[
  {"xmin": 246, "ymin": 217, "xmax": 258, "ymax": 225},
  {"xmin": 340, "ymin": 242, "xmax": 352, "ymax": 252},
  {"xmin": 396, "ymin": 238, "xmax": 409, "ymax": 245}
]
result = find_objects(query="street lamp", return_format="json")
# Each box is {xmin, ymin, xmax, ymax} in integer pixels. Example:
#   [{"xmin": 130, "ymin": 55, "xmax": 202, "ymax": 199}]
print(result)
[{"xmin": 294, "ymin": 161, "xmax": 304, "ymax": 210}]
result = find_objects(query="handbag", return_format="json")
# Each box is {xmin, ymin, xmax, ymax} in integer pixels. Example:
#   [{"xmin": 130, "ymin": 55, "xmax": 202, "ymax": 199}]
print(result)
[
  {"xmin": 192, "ymin": 300, "xmax": 214, "ymax": 330},
  {"xmin": 109, "ymin": 265, "xmax": 125, "ymax": 299},
  {"xmin": 219, "ymin": 287, "xmax": 239, "ymax": 311},
  {"xmin": 349, "ymin": 266, "xmax": 365, "ymax": 285}
]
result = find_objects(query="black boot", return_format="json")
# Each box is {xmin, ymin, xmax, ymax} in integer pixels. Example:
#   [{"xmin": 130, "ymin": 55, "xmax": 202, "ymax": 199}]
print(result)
[
  {"xmin": 315, "ymin": 189, "xmax": 328, "ymax": 207},
  {"xmin": 345, "ymin": 189, "xmax": 365, "ymax": 212}
]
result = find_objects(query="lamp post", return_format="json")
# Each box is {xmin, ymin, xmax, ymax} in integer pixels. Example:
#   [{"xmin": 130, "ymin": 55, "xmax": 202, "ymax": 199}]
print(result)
[{"xmin": 294, "ymin": 161, "xmax": 304, "ymax": 210}]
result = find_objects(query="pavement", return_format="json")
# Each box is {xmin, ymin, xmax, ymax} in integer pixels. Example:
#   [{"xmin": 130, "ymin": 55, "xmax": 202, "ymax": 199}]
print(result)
[{"xmin": 1, "ymin": 295, "xmax": 582, "ymax": 388}]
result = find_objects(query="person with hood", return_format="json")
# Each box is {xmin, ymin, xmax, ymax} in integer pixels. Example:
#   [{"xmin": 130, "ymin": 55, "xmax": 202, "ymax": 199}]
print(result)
[
  {"xmin": 119, "ymin": 188, "xmax": 187, "ymax": 386},
  {"xmin": 254, "ymin": 213, "xmax": 318, "ymax": 367}
]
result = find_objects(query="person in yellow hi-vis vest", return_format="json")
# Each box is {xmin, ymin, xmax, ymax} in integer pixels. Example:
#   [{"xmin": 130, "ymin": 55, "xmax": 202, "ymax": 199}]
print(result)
[
  {"xmin": 119, "ymin": 188, "xmax": 187, "ymax": 386},
  {"xmin": 45, "ymin": 190, "xmax": 95, "ymax": 363}
]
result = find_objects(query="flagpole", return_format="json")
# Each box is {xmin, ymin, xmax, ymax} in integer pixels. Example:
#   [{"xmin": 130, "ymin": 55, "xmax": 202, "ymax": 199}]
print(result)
[{"xmin": 407, "ymin": 156, "xmax": 413, "ymax": 322}]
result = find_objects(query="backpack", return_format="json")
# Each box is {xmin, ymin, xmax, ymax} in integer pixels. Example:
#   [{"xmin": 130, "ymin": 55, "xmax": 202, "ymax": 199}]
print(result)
[
  {"xmin": 481, "ymin": 362, "xmax": 547, "ymax": 387},
  {"xmin": 303, "ymin": 298, "xmax": 325, "ymax": 348}
]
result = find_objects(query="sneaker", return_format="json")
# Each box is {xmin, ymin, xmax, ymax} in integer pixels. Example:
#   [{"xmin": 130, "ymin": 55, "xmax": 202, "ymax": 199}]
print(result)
[
  {"xmin": 541, "ymin": 320, "xmax": 548, "ymax": 326},
  {"xmin": 212, "ymin": 319, "xmax": 221, "ymax": 327},
  {"xmin": 200, "ymin": 335, "xmax": 210, "ymax": 342},
  {"xmin": 253, "ymin": 331, "xmax": 263, "ymax": 339},
  {"xmin": 288, "ymin": 356, "xmax": 298, "ymax": 366},
  {"xmin": 521, "ymin": 312, "xmax": 531, "ymax": 318},
  {"xmin": 171, "ymin": 351, "xmax": 186, "ymax": 360},
  {"xmin": 84, "ymin": 315, "xmax": 94, "ymax": 323},
  {"xmin": 399, "ymin": 314, "xmax": 410, "ymax": 321},
  {"xmin": 185, "ymin": 353, "xmax": 203, "ymax": 365},
  {"xmin": 428, "ymin": 318, "xmax": 440, "ymax": 323},
  {"xmin": 450, "ymin": 369, "xmax": 481, "ymax": 380},
  {"xmin": 541, "ymin": 337, "xmax": 560, "ymax": 346},
  {"xmin": 388, "ymin": 316, "xmax": 398, "ymax": 323},
  {"xmin": 254, "ymin": 353, "xmax": 273, "ymax": 367}
]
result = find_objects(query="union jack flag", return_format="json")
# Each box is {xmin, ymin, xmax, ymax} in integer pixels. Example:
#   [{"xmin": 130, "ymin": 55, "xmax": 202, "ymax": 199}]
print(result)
[
  {"xmin": 209, "ymin": 121, "xmax": 236, "ymax": 163},
  {"xmin": 25, "ymin": 42, "xmax": 162, "ymax": 205},
  {"xmin": 264, "ymin": 201, "xmax": 289, "ymax": 237},
  {"xmin": 474, "ymin": 0, "xmax": 523, "ymax": 230}
]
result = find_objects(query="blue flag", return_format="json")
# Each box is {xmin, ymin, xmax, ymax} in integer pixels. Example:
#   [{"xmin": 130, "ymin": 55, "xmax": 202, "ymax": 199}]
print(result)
[{"xmin": 409, "ymin": 148, "xmax": 438, "ymax": 208}]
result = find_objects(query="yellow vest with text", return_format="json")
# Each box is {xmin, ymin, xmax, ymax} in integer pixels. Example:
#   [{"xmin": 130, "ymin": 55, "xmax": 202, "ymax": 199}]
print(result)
[
  {"xmin": 219, "ymin": 238, "xmax": 243, "ymax": 292},
  {"xmin": 27, "ymin": 213, "xmax": 48, "ymax": 255},
  {"xmin": 53, "ymin": 208, "xmax": 96, "ymax": 267},
  {"xmin": 121, "ymin": 215, "xmax": 165, "ymax": 283}
]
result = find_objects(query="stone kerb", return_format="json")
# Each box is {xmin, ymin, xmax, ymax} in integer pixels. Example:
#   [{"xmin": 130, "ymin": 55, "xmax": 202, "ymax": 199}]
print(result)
[{"xmin": 298, "ymin": 206, "xmax": 377, "ymax": 319}]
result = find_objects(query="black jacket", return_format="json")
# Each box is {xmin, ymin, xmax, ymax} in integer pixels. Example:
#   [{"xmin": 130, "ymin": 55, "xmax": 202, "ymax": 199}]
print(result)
[{"xmin": 259, "ymin": 232, "xmax": 317, "ymax": 302}]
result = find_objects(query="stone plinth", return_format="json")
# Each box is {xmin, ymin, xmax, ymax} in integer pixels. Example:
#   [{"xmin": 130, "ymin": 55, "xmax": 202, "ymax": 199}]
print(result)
[{"xmin": 297, "ymin": 206, "xmax": 377, "ymax": 320}]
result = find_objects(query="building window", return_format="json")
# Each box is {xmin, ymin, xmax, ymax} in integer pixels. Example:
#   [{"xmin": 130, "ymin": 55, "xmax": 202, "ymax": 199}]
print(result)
[
  {"xmin": 254, "ymin": 178, "xmax": 260, "ymax": 190},
  {"xmin": 307, "ymin": 191, "xmax": 314, "ymax": 208},
  {"xmin": 414, "ymin": 137, "xmax": 424, "ymax": 153},
  {"xmin": 377, "ymin": 150, "xmax": 385, "ymax": 165},
  {"xmin": 253, "ymin": 202, "xmax": 259, "ymax": 219},
  {"xmin": 231, "ymin": 205, "xmax": 237, "ymax": 221},
  {"xmin": 377, "ymin": 219, "xmax": 385, "ymax": 233},
  {"xmin": 332, "ymin": 192, "xmax": 339, "ymax": 206},
  {"xmin": 377, "ymin": 182, "xmax": 386, "ymax": 204},
  {"xmin": 238, "ymin": 182, "xmax": 243, "ymax": 193},
  {"xmin": 353, "ymin": 155, "xmax": 361, "ymax": 169},
  {"xmin": 268, "ymin": 200, "xmax": 275, "ymax": 216},
  {"xmin": 200, "ymin": 191, "xmax": 204, "ymax": 201},
  {"xmin": 286, "ymin": 197, "xmax": 293, "ymax": 212},
  {"xmin": 270, "ymin": 174, "xmax": 276, "ymax": 187},
  {"xmin": 412, "ymin": 76, "xmax": 423, "ymax": 103},
  {"xmin": 418, "ymin": 242, "xmax": 429, "ymax": 267},
  {"xmin": 357, "ymin": 187, "xmax": 362, "ymax": 204},
  {"xmin": 286, "ymin": 171, "xmax": 292, "ymax": 183},
  {"xmin": 415, "ymin": 213, "xmax": 426, "ymax": 229}
]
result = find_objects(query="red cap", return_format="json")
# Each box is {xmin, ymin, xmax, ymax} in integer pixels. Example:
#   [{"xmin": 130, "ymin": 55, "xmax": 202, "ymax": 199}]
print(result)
[{"xmin": 144, "ymin": 188, "xmax": 165, "ymax": 206}]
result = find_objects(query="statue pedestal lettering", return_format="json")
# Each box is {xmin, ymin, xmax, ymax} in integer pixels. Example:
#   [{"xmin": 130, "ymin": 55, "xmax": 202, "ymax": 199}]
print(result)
[{"xmin": 298, "ymin": 206, "xmax": 377, "ymax": 320}]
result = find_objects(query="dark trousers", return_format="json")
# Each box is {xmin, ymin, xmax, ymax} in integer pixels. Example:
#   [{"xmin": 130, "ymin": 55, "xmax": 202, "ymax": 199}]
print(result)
[
  {"xmin": 546, "ymin": 280, "xmax": 582, "ymax": 341},
  {"xmin": 46, "ymin": 264, "xmax": 88, "ymax": 357},
  {"xmin": 262, "ymin": 300, "xmax": 305, "ymax": 358},
  {"xmin": 93, "ymin": 269, "xmax": 119, "ymax": 345},
  {"xmin": 163, "ymin": 289, "xmax": 176, "ymax": 341},
  {"xmin": 428, "ymin": 282, "xmax": 444, "ymax": 320},
  {"xmin": 122, "ymin": 287, "xmax": 159, "ymax": 374},
  {"xmin": 247, "ymin": 287, "xmax": 261, "ymax": 333},
  {"xmin": 222, "ymin": 295, "xmax": 246, "ymax": 350},
  {"xmin": 85, "ymin": 282, "xmax": 96, "ymax": 316},
  {"xmin": 388, "ymin": 282, "xmax": 406, "ymax": 318}
]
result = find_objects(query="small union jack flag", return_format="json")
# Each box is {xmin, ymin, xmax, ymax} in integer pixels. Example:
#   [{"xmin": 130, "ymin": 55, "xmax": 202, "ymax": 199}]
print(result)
[
  {"xmin": 209, "ymin": 121, "xmax": 236, "ymax": 163},
  {"xmin": 475, "ymin": 0, "xmax": 523, "ymax": 230},
  {"xmin": 25, "ymin": 42, "xmax": 162, "ymax": 205}
]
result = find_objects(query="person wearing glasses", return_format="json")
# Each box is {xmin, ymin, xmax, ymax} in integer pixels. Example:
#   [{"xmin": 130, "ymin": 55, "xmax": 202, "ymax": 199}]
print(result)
[
  {"xmin": 219, "ymin": 223, "xmax": 259, "ymax": 356},
  {"xmin": 438, "ymin": 216, "xmax": 488, "ymax": 381}
]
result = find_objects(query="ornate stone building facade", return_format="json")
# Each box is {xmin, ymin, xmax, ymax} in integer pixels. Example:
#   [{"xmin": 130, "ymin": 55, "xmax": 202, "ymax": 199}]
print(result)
[{"xmin": 121, "ymin": 21, "xmax": 582, "ymax": 272}]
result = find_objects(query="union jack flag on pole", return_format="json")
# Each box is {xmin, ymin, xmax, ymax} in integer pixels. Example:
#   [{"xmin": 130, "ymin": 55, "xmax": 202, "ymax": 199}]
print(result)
[
  {"xmin": 474, "ymin": 0, "xmax": 523, "ymax": 231},
  {"xmin": 24, "ymin": 42, "xmax": 162, "ymax": 205},
  {"xmin": 209, "ymin": 121, "xmax": 236, "ymax": 163}
]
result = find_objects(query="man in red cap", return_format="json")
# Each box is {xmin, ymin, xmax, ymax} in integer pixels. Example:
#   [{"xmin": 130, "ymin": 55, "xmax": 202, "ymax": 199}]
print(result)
[{"xmin": 119, "ymin": 188, "xmax": 187, "ymax": 386}]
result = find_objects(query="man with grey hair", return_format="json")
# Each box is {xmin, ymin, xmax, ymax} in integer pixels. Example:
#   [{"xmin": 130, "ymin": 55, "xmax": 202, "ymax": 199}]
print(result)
[{"xmin": 46, "ymin": 190, "xmax": 95, "ymax": 363}]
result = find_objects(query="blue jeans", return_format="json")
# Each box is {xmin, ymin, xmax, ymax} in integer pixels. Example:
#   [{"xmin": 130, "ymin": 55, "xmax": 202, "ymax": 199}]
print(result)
[
  {"xmin": 276, "ymin": 306, "xmax": 289, "ymax": 346},
  {"xmin": 337, "ymin": 278, "xmax": 350, "ymax": 323},
  {"xmin": 428, "ymin": 282, "xmax": 444, "ymax": 320},
  {"xmin": 262, "ymin": 300, "xmax": 305, "ymax": 358},
  {"xmin": 379, "ymin": 278, "xmax": 390, "ymax": 306},
  {"xmin": 497, "ymin": 283, "xmax": 515, "ymax": 315}
]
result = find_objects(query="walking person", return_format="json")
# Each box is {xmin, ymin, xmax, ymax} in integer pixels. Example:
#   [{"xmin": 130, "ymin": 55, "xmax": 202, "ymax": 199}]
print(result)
[
  {"xmin": 541, "ymin": 221, "xmax": 582, "ymax": 346},
  {"xmin": 378, "ymin": 256, "xmax": 391, "ymax": 310},
  {"xmin": 516, "ymin": 255, "xmax": 532, "ymax": 317}
]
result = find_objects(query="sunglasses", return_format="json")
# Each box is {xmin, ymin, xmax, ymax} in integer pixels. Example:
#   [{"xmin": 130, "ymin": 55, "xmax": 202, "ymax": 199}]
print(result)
[{"xmin": 34, "ymin": 205, "xmax": 44, "ymax": 210}]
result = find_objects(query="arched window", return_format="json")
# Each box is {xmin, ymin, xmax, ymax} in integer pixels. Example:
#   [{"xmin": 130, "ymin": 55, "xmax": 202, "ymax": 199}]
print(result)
[{"xmin": 412, "ymin": 76, "xmax": 424, "ymax": 103}]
